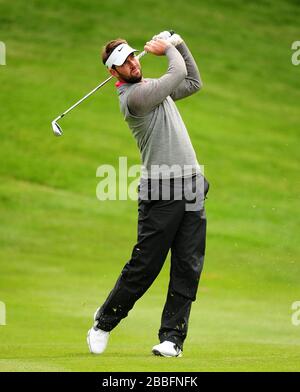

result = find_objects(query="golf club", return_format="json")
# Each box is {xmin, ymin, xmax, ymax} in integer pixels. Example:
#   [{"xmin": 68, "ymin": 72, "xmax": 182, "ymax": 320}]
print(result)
[{"xmin": 51, "ymin": 31, "xmax": 174, "ymax": 136}]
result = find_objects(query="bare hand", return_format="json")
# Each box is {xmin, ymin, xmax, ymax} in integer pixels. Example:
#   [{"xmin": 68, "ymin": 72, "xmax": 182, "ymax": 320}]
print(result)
[{"xmin": 144, "ymin": 39, "xmax": 171, "ymax": 56}]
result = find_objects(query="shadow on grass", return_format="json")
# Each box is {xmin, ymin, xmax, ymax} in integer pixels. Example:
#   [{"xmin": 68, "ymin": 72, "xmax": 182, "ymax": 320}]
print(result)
[{"xmin": 2, "ymin": 352, "xmax": 156, "ymax": 360}]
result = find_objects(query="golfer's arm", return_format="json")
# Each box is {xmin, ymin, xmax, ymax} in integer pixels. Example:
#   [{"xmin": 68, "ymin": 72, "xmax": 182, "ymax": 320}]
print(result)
[
  {"xmin": 128, "ymin": 46, "xmax": 187, "ymax": 116},
  {"xmin": 170, "ymin": 42, "xmax": 202, "ymax": 101}
]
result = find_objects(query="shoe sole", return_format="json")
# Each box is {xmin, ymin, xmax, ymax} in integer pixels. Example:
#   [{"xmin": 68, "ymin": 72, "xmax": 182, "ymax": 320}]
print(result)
[
  {"xmin": 152, "ymin": 349, "xmax": 182, "ymax": 358},
  {"xmin": 93, "ymin": 307, "xmax": 100, "ymax": 321},
  {"xmin": 88, "ymin": 309, "xmax": 102, "ymax": 354},
  {"xmin": 87, "ymin": 329, "xmax": 92, "ymax": 353}
]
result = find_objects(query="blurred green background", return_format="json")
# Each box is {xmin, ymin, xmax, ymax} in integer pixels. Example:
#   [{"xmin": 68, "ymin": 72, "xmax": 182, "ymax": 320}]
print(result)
[{"xmin": 0, "ymin": 0, "xmax": 299, "ymax": 372}]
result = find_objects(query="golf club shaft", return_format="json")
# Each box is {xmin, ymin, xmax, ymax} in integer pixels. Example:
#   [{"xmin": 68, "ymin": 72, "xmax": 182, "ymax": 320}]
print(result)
[
  {"xmin": 54, "ymin": 50, "xmax": 147, "ymax": 122},
  {"xmin": 54, "ymin": 76, "xmax": 113, "ymax": 122}
]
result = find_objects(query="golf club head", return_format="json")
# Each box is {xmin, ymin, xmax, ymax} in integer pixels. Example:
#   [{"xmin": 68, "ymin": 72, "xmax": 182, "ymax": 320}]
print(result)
[{"xmin": 52, "ymin": 120, "xmax": 63, "ymax": 136}]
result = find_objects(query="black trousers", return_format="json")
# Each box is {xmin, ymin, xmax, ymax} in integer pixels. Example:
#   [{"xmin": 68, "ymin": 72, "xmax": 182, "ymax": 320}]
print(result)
[{"xmin": 95, "ymin": 175, "xmax": 209, "ymax": 349}]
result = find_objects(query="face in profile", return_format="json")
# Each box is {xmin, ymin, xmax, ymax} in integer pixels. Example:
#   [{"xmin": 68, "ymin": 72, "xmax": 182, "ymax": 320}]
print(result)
[{"xmin": 111, "ymin": 53, "xmax": 142, "ymax": 83}]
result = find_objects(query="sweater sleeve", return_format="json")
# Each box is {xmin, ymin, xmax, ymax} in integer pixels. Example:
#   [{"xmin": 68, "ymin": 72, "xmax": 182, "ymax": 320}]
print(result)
[
  {"xmin": 170, "ymin": 42, "xmax": 202, "ymax": 101},
  {"xmin": 127, "ymin": 45, "xmax": 187, "ymax": 116}
]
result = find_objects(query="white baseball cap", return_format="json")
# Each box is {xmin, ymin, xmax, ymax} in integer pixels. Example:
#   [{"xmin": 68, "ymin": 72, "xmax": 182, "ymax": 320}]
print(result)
[{"xmin": 105, "ymin": 43, "xmax": 138, "ymax": 69}]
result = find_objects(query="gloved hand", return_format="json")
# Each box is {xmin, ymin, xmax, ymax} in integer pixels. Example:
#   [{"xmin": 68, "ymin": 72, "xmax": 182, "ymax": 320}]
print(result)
[
  {"xmin": 152, "ymin": 30, "xmax": 172, "ymax": 41},
  {"xmin": 152, "ymin": 31, "xmax": 183, "ymax": 47},
  {"xmin": 169, "ymin": 33, "xmax": 183, "ymax": 46}
]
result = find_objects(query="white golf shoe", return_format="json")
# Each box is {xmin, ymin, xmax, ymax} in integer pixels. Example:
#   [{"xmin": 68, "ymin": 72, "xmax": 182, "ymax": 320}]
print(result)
[
  {"xmin": 87, "ymin": 307, "xmax": 109, "ymax": 354},
  {"xmin": 152, "ymin": 341, "xmax": 183, "ymax": 357},
  {"xmin": 87, "ymin": 327, "xmax": 110, "ymax": 354}
]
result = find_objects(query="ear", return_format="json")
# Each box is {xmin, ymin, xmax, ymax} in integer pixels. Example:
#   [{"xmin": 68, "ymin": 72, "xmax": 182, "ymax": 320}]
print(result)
[{"xmin": 109, "ymin": 68, "xmax": 118, "ymax": 78}]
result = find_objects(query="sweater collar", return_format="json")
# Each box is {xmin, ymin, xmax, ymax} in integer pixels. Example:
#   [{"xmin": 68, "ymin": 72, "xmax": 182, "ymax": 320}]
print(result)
[
  {"xmin": 115, "ymin": 81, "xmax": 127, "ymax": 88},
  {"xmin": 115, "ymin": 79, "xmax": 148, "ymax": 89}
]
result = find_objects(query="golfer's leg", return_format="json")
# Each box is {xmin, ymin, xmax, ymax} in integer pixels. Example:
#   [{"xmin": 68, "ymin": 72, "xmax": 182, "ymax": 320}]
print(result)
[
  {"xmin": 95, "ymin": 197, "xmax": 185, "ymax": 332},
  {"xmin": 158, "ymin": 207, "xmax": 207, "ymax": 349}
]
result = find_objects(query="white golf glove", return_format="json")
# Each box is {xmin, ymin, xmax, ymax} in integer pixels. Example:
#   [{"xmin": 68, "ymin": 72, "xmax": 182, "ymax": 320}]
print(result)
[
  {"xmin": 152, "ymin": 30, "xmax": 172, "ymax": 41},
  {"xmin": 152, "ymin": 31, "xmax": 183, "ymax": 46}
]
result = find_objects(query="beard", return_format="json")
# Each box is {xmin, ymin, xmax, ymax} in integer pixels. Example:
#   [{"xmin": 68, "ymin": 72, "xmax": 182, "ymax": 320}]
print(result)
[
  {"xmin": 124, "ymin": 74, "xmax": 142, "ymax": 83},
  {"xmin": 116, "ymin": 69, "xmax": 142, "ymax": 84}
]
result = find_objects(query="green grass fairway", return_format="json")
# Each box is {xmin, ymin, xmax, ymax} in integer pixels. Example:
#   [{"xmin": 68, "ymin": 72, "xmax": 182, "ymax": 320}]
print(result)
[{"xmin": 0, "ymin": 0, "xmax": 300, "ymax": 372}]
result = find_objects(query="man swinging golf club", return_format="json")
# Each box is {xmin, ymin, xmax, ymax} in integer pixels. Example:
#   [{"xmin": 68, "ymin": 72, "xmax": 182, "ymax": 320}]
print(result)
[{"xmin": 87, "ymin": 31, "xmax": 209, "ymax": 357}]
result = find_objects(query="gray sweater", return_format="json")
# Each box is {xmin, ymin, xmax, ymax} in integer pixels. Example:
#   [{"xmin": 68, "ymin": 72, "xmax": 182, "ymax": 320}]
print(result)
[{"xmin": 117, "ymin": 43, "xmax": 202, "ymax": 179}]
